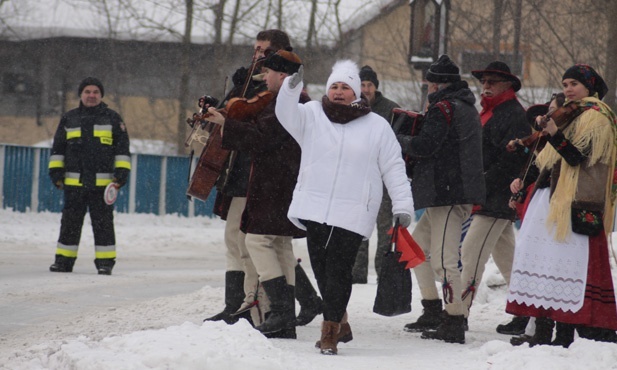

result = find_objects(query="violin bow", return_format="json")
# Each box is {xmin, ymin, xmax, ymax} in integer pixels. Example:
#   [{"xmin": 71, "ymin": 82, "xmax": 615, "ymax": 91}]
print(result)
[{"xmin": 240, "ymin": 46, "xmax": 262, "ymax": 98}]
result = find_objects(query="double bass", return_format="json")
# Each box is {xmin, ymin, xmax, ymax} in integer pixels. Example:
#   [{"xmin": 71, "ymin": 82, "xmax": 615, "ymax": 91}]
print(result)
[{"xmin": 186, "ymin": 47, "xmax": 271, "ymax": 201}]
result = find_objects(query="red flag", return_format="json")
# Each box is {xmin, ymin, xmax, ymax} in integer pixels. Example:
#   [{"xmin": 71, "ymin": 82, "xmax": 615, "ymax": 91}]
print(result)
[{"xmin": 388, "ymin": 226, "xmax": 426, "ymax": 269}]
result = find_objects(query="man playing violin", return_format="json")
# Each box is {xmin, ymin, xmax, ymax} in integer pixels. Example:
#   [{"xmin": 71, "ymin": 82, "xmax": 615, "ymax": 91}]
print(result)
[
  {"xmin": 203, "ymin": 30, "xmax": 322, "ymax": 331},
  {"xmin": 457, "ymin": 61, "xmax": 531, "ymax": 335},
  {"xmin": 206, "ymin": 48, "xmax": 309, "ymax": 339}
]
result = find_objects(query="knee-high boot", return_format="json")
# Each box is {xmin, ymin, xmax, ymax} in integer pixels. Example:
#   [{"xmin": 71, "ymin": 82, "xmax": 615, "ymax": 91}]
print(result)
[
  {"xmin": 256, "ymin": 276, "xmax": 296, "ymax": 336},
  {"xmin": 552, "ymin": 322, "xmax": 575, "ymax": 348},
  {"xmin": 204, "ymin": 271, "xmax": 245, "ymax": 324},
  {"xmin": 529, "ymin": 317, "xmax": 554, "ymax": 346}
]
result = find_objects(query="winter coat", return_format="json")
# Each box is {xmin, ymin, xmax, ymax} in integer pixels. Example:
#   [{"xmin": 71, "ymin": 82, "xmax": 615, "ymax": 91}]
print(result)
[
  {"xmin": 216, "ymin": 78, "xmax": 267, "ymax": 198},
  {"xmin": 371, "ymin": 91, "xmax": 400, "ymax": 123},
  {"xmin": 476, "ymin": 97, "xmax": 530, "ymax": 219},
  {"xmin": 397, "ymin": 81, "xmax": 485, "ymax": 210},
  {"xmin": 275, "ymin": 79, "xmax": 413, "ymax": 239},
  {"xmin": 221, "ymin": 92, "xmax": 309, "ymax": 237},
  {"xmin": 48, "ymin": 102, "xmax": 131, "ymax": 189}
]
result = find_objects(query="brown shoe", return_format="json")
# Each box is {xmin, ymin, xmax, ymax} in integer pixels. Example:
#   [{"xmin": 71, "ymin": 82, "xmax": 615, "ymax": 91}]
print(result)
[
  {"xmin": 315, "ymin": 321, "xmax": 353, "ymax": 348},
  {"xmin": 319, "ymin": 321, "xmax": 341, "ymax": 355}
]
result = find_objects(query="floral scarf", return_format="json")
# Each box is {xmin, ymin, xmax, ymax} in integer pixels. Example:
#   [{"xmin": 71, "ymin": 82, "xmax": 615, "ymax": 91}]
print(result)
[{"xmin": 535, "ymin": 96, "xmax": 617, "ymax": 240}]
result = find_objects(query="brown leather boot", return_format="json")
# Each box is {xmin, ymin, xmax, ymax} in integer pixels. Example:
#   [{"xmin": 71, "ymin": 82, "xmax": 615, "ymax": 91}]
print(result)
[
  {"xmin": 319, "ymin": 321, "xmax": 341, "ymax": 355},
  {"xmin": 315, "ymin": 312, "xmax": 353, "ymax": 348}
]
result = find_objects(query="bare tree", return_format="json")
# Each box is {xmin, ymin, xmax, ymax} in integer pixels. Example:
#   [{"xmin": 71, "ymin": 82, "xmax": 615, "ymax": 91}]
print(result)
[
  {"xmin": 603, "ymin": 0, "xmax": 617, "ymax": 111},
  {"xmin": 491, "ymin": 0, "xmax": 504, "ymax": 58},
  {"xmin": 211, "ymin": 0, "xmax": 228, "ymax": 45},
  {"xmin": 177, "ymin": 0, "xmax": 193, "ymax": 154},
  {"xmin": 306, "ymin": 0, "xmax": 318, "ymax": 48},
  {"xmin": 227, "ymin": 0, "xmax": 241, "ymax": 45}
]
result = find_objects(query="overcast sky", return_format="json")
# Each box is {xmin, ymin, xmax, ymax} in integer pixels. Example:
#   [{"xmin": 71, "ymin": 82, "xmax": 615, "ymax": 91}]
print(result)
[{"xmin": 3, "ymin": 0, "xmax": 394, "ymax": 45}]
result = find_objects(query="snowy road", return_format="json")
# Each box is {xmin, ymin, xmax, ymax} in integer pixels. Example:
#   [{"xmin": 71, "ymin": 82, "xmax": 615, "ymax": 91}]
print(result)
[
  {"xmin": 1, "ymin": 210, "xmax": 617, "ymax": 370},
  {"xmin": 0, "ymin": 212, "xmax": 225, "ymax": 359}
]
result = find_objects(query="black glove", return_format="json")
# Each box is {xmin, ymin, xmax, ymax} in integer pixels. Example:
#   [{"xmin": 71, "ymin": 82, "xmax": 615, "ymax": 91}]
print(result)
[
  {"xmin": 113, "ymin": 169, "xmax": 130, "ymax": 188},
  {"xmin": 50, "ymin": 170, "xmax": 64, "ymax": 189},
  {"xmin": 232, "ymin": 67, "xmax": 249, "ymax": 87},
  {"xmin": 198, "ymin": 95, "xmax": 219, "ymax": 109}
]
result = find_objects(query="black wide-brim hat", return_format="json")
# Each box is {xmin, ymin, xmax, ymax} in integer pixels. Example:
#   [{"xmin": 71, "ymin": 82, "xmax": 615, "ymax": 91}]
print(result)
[
  {"xmin": 525, "ymin": 104, "xmax": 549, "ymax": 128},
  {"xmin": 472, "ymin": 61, "xmax": 521, "ymax": 92}
]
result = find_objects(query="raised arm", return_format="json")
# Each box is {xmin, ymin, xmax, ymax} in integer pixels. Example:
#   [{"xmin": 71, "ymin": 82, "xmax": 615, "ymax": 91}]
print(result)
[{"xmin": 276, "ymin": 67, "xmax": 309, "ymax": 143}]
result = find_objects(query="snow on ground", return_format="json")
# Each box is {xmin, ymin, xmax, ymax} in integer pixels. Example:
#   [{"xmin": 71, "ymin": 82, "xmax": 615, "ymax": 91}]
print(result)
[{"xmin": 1, "ymin": 208, "xmax": 617, "ymax": 370}]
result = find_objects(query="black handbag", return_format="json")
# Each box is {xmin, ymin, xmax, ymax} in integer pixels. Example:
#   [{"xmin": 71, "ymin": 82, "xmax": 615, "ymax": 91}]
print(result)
[{"xmin": 373, "ymin": 223, "xmax": 412, "ymax": 316}]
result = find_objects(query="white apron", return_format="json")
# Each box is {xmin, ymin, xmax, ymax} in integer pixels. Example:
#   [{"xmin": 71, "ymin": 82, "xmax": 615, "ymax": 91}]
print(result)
[{"xmin": 507, "ymin": 188, "xmax": 589, "ymax": 313}]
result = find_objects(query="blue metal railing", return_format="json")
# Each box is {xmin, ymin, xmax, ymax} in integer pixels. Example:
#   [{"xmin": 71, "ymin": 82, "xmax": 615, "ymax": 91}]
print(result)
[{"xmin": 0, "ymin": 144, "xmax": 215, "ymax": 217}]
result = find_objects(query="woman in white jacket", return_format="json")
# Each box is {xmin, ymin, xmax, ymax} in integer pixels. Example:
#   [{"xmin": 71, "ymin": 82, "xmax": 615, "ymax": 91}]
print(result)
[{"xmin": 275, "ymin": 60, "xmax": 413, "ymax": 355}]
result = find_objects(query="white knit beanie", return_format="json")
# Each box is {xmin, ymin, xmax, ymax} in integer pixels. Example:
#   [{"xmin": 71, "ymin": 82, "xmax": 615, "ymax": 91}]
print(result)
[{"xmin": 326, "ymin": 60, "xmax": 361, "ymax": 100}]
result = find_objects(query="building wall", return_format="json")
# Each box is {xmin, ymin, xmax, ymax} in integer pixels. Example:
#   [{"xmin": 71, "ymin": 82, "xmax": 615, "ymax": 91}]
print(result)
[
  {"xmin": 340, "ymin": 0, "xmax": 610, "ymax": 104},
  {"xmin": 0, "ymin": 37, "xmax": 336, "ymax": 149}
]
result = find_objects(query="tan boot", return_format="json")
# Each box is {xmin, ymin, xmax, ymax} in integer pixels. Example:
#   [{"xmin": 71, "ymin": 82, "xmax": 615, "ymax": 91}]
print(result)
[
  {"xmin": 320, "ymin": 321, "xmax": 341, "ymax": 355},
  {"xmin": 314, "ymin": 312, "xmax": 353, "ymax": 348}
]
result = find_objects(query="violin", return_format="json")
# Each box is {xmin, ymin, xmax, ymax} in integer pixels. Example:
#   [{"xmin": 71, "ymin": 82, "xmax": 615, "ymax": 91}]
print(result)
[
  {"xmin": 186, "ymin": 90, "xmax": 273, "ymax": 133},
  {"xmin": 507, "ymin": 100, "xmax": 583, "ymax": 153},
  {"xmin": 223, "ymin": 45, "xmax": 272, "ymax": 121},
  {"xmin": 225, "ymin": 90, "xmax": 273, "ymax": 120},
  {"xmin": 184, "ymin": 47, "xmax": 271, "ymax": 147},
  {"xmin": 509, "ymin": 100, "xmax": 582, "ymax": 202},
  {"xmin": 506, "ymin": 130, "xmax": 547, "ymax": 153},
  {"xmin": 544, "ymin": 100, "xmax": 582, "ymax": 130}
]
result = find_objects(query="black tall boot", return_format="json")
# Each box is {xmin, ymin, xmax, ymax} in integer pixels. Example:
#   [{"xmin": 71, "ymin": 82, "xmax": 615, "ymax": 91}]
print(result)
[
  {"xmin": 404, "ymin": 299, "xmax": 443, "ymax": 332},
  {"xmin": 552, "ymin": 322, "xmax": 575, "ymax": 348},
  {"xmin": 265, "ymin": 285, "xmax": 297, "ymax": 339},
  {"xmin": 204, "ymin": 270, "xmax": 245, "ymax": 324},
  {"xmin": 256, "ymin": 276, "xmax": 295, "ymax": 336},
  {"xmin": 50, "ymin": 255, "xmax": 76, "ymax": 273},
  {"xmin": 351, "ymin": 240, "xmax": 369, "ymax": 284},
  {"xmin": 295, "ymin": 261, "xmax": 323, "ymax": 326},
  {"xmin": 421, "ymin": 313, "xmax": 466, "ymax": 344},
  {"xmin": 529, "ymin": 317, "xmax": 554, "ymax": 347}
]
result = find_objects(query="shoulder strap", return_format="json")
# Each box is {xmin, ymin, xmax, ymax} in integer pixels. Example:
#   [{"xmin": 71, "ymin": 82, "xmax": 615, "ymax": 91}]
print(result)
[{"xmin": 434, "ymin": 100, "xmax": 453, "ymax": 125}]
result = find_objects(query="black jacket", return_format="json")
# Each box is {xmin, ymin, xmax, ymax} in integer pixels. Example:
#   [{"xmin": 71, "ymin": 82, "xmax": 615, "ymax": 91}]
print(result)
[
  {"xmin": 371, "ymin": 91, "xmax": 400, "ymax": 123},
  {"xmin": 476, "ymin": 98, "xmax": 530, "ymax": 219},
  {"xmin": 49, "ymin": 102, "xmax": 131, "ymax": 189},
  {"xmin": 216, "ymin": 73, "xmax": 267, "ymax": 197},
  {"xmin": 398, "ymin": 81, "xmax": 485, "ymax": 210}
]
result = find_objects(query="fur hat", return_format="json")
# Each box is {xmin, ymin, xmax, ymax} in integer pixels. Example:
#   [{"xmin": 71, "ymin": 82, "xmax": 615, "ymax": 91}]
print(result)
[
  {"xmin": 326, "ymin": 60, "xmax": 361, "ymax": 100},
  {"xmin": 78, "ymin": 77, "xmax": 105, "ymax": 97},
  {"xmin": 263, "ymin": 47, "xmax": 302, "ymax": 75},
  {"xmin": 359, "ymin": 65, "xmax": 379, "ymax": 89},
  {"xmin": 562, "ymin": 64, "xmax": 608, "ymax": 100},
  {"xmin": 525, "ymin": 104, "xmax": 549, "ymax": 129},
  {"xmin": 426, "ymin": 54, "xmax": 461, "ymax": 83},
  {"xmin": 472, "ymin": 61, "xmax": 521, "ymax": 92}
]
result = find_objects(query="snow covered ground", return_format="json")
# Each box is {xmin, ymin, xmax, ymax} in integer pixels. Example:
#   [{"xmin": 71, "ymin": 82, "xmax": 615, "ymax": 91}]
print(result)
[{"xmin": 1, "ymin": 208, "xmax": 617, "ymax": 370}]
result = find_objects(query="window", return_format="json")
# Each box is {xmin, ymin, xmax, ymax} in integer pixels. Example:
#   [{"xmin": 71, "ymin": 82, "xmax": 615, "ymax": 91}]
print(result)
[{"xmin": 3, "ymin": 73, "xmax": 33, "ymax": 95}]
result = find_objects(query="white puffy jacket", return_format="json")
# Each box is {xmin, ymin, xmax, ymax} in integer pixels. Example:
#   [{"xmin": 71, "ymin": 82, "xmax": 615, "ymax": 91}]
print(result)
[{"xmin": 275, "ymin": 78, "xmax": 413, "ymax": 238}]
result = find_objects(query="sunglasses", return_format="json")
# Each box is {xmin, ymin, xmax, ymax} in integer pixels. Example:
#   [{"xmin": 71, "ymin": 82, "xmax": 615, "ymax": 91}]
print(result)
[{"xmin": 479, "ymin": 78, "xmax": 508, "ymax": 86}]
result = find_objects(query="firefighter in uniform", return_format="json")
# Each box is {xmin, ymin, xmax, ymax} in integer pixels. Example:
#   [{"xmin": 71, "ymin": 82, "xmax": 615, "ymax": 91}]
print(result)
[{"xmin": 48, "ymin": 77, "xmax": 131, "ymax": 275}]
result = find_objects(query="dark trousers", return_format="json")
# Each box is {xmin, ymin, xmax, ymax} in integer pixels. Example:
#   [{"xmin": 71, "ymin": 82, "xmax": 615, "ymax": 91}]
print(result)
[
  {"xmin": 305, "ymin": 221, "xmax": 363, "ymax": 322},
  {"xmin": 59, "ymin": 187, "xmax": 115, "ymax": 249}
]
